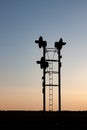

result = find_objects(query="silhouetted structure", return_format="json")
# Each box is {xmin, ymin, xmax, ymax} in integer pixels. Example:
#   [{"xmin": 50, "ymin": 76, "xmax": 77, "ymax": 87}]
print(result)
[
  {"xmin": 35, "ymin": 36, "xmax": 47, "ymax": 112},
  {"xmin": 54, "ymin": 38, "xmax": 66, "ymax": 111},
  {"xmin": 35, "ymin": 36, "xmax": 66, "ymax": 111}
]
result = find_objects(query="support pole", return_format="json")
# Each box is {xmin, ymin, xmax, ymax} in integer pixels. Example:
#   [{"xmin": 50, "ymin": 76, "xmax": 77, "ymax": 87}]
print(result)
[
  {"xmin": 43, "ymin": 46, "xmax": 46, "ymax": 112},
  {"xmin": 55, "ymin": 38, "xmax": 66, "ymax": 111},
  {"xmin": 58, "ymin": 49, "xmax": 61, "ymax": 112}
]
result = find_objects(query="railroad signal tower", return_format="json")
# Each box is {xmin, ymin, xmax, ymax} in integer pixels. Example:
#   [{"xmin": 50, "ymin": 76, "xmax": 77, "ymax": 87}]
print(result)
[{"xmin": 35, "ymin": 36, "xmax": 66, "ymax": 111}]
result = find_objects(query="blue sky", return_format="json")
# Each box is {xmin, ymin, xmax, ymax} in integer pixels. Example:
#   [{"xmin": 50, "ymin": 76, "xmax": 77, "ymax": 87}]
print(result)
[{"xmin": 0, "ymin": 0, "xmax": 87, "ymax": 110}]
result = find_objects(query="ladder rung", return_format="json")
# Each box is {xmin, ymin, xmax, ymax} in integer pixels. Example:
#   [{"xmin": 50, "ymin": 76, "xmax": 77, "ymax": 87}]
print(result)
[
  {"xmin": 49, "ymin": 89, "xmax": 53, "ymax": 91},
  {"xmin": 46, "ymin": 84, "xmax": 58, "ymax": 86},
  {"xmin": 49, "ymin": 93, "xmax": 53, "ymax": 95},
  {"xmin": 49, "ymin": 98, "xmax": 53, "ymax": 100},
  {"xmin": 49, "ymin": 99, "xmax": 53, "ymax": 101},
  {"xmin": 46, "ymin": 71, "xmax": 58, "ymax": 74},
  {"xmin": 49, "ymin": 78, "xmax": 53, "ymax": 80},
  {"xmin": 49, "ymin": 104, "xmax": 53, "ymax": 106}
]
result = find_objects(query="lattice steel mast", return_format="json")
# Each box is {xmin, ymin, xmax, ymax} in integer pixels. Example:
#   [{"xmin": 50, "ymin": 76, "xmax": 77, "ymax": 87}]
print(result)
[{"xmin": 35, "ymin": 36, "xmax": 66, "ymax": 111}]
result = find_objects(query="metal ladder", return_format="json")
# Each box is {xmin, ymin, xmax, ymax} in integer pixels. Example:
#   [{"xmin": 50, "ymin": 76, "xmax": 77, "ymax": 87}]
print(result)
[{"xmin": 49, "ymin": 61, "xmax": 53, "ymax": 111}]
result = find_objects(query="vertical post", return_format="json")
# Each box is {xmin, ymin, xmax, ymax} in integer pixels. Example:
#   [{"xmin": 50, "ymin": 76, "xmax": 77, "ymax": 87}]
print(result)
[
  {"xmin": 43, "ymin": 46, "xmax": 46, "ymax": 112},
  {"xmin": 35, "ymin": 36, "xmax": 47, "ymax": 112},
  {"xmin": 58, "ymin": 49, "xmax": 61, "ymax": 112},
  {"xmin": 55, "ymin": 38, "xmax": 66, "ymax": 111}
]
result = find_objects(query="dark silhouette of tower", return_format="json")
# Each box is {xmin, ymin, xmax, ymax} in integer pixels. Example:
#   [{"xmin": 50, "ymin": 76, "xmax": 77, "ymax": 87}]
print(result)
[{"xmin": 35, "ymin": 36, "xmax": 66, "ymax": 111}]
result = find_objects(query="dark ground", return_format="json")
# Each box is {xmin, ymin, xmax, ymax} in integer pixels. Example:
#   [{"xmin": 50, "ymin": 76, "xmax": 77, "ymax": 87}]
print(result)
[{"xmin": 0, "ymin": 111, "xmax": 87, "ymax": 129}]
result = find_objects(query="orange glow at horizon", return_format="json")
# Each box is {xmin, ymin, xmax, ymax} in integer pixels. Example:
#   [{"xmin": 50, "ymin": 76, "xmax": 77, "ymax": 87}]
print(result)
[{"xmin": 0, "ymin": 85, "xmax": 87, "ymax": 111}]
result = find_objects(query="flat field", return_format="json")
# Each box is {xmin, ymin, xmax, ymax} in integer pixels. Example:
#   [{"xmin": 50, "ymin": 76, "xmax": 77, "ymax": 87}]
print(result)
[{"xmin": 0, "ymin": 111, "xmax": 87, "ymax": 129}]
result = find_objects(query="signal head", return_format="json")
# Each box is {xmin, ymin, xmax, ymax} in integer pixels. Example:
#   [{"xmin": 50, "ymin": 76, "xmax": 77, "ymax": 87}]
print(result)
[
  {"xmin": 55, "ymin": 38, "xmax": 66, "ymax": 50},
  {"xmin": 35, "ymin": 36, "xmax": 47, "ymax": 48},
  {"xmin": 36, "ymin": 57, "xmax": 48, "ymax": 69}
]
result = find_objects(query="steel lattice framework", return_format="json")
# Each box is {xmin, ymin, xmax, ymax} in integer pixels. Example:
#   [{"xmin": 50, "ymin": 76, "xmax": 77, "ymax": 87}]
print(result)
[{"xmin": 35, "ymin": 36, "xmax": 66, "ymax": 111}]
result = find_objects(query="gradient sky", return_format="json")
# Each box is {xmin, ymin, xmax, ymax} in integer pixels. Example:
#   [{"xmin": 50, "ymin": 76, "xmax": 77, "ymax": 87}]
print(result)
[{"xmin": 0, "ymin": 0, "xmax": 87, "ymax": 111}]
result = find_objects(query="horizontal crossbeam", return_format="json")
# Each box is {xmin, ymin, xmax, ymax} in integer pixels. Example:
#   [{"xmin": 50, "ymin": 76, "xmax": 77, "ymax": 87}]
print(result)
[
  {"xmin": 46, "ymin": 59, "xmax": 58, "ymax": 62},
  {"xmin": 46, "ymin": 71, "xmax": 58, "ymax": 74},
  {"xmin": 45, "ymin": 84, "xmax": 59, "ymax": 86}
]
